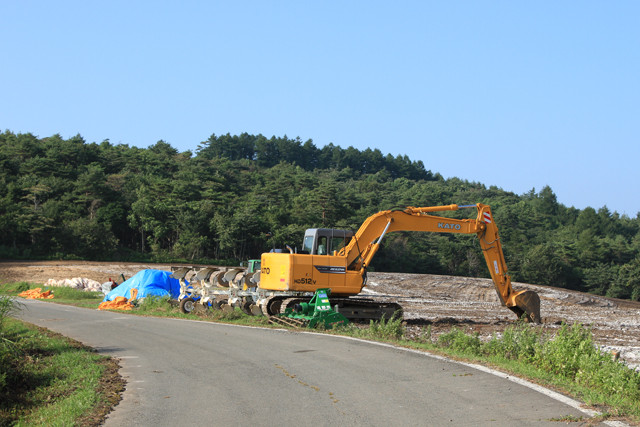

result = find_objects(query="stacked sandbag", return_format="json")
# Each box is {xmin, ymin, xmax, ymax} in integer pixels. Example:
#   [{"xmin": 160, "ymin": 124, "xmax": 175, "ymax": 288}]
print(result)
[{"xmin": 44, "ymin": 277, "xmax": 102, "ymax": 292}]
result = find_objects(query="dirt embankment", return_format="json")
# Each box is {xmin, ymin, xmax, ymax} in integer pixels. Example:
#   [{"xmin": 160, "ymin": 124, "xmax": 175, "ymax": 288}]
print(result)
[{"xmin": 2, "ymin": 260, "xmax": 639, "ymax": 369}]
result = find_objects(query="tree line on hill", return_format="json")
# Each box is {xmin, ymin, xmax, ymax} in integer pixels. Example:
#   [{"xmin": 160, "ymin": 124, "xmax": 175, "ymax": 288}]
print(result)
[{"xmin": 1, "ymin": 130, "xmax": 639, "ymax": 300}]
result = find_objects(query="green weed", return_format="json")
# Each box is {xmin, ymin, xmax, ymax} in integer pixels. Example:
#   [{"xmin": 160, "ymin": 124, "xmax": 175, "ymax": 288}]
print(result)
[
  {"xmin": 336, "ymin": 314, "xmax": 405, "ymax": 341},
  {"xmin": 136, "ymin": 295, "xmax": 173, "ymax": 312},
  {"xmin": 47, "ymin": 286, "xmax": 104, "ymax": 301},
  {"xmin": 0, "ymin": 282, "xmax": 31, "ymax": 294},
  {"xmin": 483, "ymin": 322, "xmax": 543, "ymax": 362}
]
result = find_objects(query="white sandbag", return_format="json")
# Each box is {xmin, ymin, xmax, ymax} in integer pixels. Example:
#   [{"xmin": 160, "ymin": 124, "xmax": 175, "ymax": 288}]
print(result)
[
  {"xmin": 83, "ymin": 279, "xmax": 102, "ymax": 292},
  {"xmin": 101, "ymin": 281, "xmax": 115, "ymax": 295},
  {"xmin": 43, "ymin": 277, "xmax": 103, "ymax": 292},
  {"xmin": 44, "ymin": 278, "xmax": 64, "ymax": 287}
]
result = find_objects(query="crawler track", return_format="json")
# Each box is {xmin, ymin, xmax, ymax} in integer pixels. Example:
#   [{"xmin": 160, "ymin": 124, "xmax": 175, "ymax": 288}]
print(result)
[{"xmin": 273, "ymin": 296, "xmax": 402, "ymax": 323}]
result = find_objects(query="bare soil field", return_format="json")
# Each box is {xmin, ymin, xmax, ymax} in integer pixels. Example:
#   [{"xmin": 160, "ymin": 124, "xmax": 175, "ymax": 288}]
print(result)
[{"xmin": 2, "ymin": 260, "xmax": 639, "ymax": 369}]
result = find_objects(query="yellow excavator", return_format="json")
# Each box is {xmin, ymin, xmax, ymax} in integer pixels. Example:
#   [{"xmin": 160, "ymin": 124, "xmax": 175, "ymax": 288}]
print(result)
[
  {"xmin": 257, "ymin": 203, "xmax": 540, "ymax": 323},
  {"xmin": 175, "ymin": 203, "xmax": 541, "ymax": 324}
]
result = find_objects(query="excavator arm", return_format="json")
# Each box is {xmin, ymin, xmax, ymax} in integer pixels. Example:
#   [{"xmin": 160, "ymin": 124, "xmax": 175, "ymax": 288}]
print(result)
[{"xmin": 342, "ymin": 203, "xmax": 541, "ymax": 323}]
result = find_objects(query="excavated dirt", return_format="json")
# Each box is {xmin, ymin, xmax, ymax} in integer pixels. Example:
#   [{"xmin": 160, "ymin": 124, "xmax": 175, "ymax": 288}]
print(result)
[{"xmin": 2, "ymin": 260, "xmax": 639, "ymax": 369}]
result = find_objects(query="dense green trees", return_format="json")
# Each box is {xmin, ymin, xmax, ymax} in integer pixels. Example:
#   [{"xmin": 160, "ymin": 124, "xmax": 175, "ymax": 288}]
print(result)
[{"xmin": 1, "ymin": 130, "xmax": 639, "ymax": 300}]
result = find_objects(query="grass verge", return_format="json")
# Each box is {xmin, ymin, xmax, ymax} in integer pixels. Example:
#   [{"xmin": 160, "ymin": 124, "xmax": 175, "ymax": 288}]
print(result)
[
  {"xmin": 0, "ymin": 317, "xmax": 124, "ymax": 426},
  {"xmin": 414, "ymin": 323, "xmax": 640, "ymax": 422}
]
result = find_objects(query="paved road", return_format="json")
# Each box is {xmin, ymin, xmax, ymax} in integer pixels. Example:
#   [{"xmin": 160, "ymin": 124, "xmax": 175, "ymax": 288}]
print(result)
[{"xmin": 17, "ymin": 300, "xmax": 593, "ymax": 426}]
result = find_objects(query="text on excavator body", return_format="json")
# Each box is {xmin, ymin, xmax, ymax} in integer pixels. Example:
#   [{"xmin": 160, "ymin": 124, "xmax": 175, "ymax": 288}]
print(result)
[{"xmin": 437, "ymin": 222, "xmax": 462, "ymax": 230}]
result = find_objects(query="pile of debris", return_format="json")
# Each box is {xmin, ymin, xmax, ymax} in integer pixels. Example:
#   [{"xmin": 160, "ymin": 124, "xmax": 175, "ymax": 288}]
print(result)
[{"xmin": 44, "ymin": 277, "xmax": 103, "ymax": 292}]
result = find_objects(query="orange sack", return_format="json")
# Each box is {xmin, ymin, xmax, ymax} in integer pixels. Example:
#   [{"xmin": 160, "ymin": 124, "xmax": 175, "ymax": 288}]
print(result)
[
  {"xmin": 18, "ymin": 288, "xmax": 54, "ymax": 299},
  {"xmin": 98, "ymin": 296, "xmax": 134, "ymax": 311},
  {"xmin": 98, "ymin": 289, "xmax": 138, "ymax": 311}
]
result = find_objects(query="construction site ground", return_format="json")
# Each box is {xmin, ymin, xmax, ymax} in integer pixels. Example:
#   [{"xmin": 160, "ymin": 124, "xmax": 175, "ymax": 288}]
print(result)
[{"xmin": 2, "ymin": 260, "xmax": 639, "ymax": 370}]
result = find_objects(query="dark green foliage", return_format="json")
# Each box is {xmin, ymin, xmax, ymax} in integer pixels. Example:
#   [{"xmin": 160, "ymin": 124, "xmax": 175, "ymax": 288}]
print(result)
[{"xmin": 1, "ymin": 130, "xmax": 639, "ymax": 299}]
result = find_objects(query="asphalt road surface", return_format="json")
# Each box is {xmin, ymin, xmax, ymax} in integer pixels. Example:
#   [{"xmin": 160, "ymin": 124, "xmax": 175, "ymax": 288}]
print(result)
[{"xmin": 16, "ymin": 300, "xmax": 595, "ymax": 426}]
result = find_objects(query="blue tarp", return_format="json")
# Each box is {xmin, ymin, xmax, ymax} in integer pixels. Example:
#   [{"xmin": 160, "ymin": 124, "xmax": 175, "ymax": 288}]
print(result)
[{"xmin": 103, "ymin": 269, "xmax": 182, "ymax": 301}]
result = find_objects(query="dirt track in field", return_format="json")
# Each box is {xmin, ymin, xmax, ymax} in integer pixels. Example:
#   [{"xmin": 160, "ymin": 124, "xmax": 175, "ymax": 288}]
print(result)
[{"xmin": 2, "ymin": 260, "xmax": 639, "ymax": 369}]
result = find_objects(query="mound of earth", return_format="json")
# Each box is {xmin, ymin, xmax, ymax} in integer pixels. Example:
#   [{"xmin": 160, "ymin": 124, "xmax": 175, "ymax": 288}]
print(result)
[{"xmin": 2, "ymin": 260, "xmax": 639, "ymax": 369}]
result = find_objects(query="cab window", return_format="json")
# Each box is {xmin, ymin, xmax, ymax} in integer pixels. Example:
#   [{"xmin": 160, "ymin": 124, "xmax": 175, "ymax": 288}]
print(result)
[
  {"xmin": 317, "ymin": 236, "xmax": 328, "ymax": 255},
  {"xmin": 330, "ymin": 236, "xmax": 351, "ymax": 253},
  {"xmin": 302, "ymin": 236, "xmax": 314, "ymax": 254}
]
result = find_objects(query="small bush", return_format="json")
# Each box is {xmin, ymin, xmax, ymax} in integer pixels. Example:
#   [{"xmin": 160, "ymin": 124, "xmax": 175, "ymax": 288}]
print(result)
[
  {"xmin": 437, "ymin": 328, "xmax": 482, "ymax": 355},
  {"xmin": 136, "ymin": 295, "xmax": 172, "ymax": 312},
  {"xmin": 366, "ymin": 314, "xmax": 405, "ymax": 341},
  {"xmin": 483, "ymin": 323, "xmax": 542, "ymax": 362},
  {"xmin": 532, "ymin": 323, "xmax": 596, "ymax": 378}
]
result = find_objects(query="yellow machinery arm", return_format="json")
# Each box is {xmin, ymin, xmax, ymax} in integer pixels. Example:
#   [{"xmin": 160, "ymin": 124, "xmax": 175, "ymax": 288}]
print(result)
[{"xmin": 343, "ymin": 203, "xmax": 541, "ymax": 323}]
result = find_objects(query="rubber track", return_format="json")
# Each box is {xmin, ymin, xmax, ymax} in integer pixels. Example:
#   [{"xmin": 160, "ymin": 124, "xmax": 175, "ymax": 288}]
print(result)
[{"xmin": 331, "ymin": 298, "xmax": 403, "ymax": 321}]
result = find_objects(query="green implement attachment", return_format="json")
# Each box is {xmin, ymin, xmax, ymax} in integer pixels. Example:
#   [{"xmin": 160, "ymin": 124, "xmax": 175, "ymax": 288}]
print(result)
[{"xmin": 270, "ymin": 288, "xmax": 349, "ymax": 329}]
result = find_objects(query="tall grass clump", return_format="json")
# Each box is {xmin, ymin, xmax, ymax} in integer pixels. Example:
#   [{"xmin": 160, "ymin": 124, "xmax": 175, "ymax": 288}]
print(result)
[
  {"xmin": 338, "ymin": 314, "xmax": 405, "ymax": 341},
  {"xmin": 0, "ymin": 295, "xmax": 23, "ymax": 395},
  {"xmin": 483, "ymin": 322, "xmax": 542, "ymax": 362},
  {"xmin": 366, "ymin": 314, "xmax": 404, "ymax": 341},
  {"xmin": 0, "ymin": 295, "xmax": 22, "ymax": 332},
  {"xmin": 437, "ymin": 328, "xmax": 482, "ymax": 354}
]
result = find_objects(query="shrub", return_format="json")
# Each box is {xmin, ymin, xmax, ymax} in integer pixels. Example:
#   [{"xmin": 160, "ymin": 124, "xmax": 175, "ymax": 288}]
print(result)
[
  {"xmin": 532, "ymin": 323, "xmax": 596, "ymax": 378},
  {"xmin": 437, "ymin": 328, "xmax": 482, "ymax": 355},
  {"xmin": 367, "ymin": 314, "xmax": 404, "ymax": 341},
  {"xmin": 483, "ymin": 323, "xmax": 542, "ymax": 362}
]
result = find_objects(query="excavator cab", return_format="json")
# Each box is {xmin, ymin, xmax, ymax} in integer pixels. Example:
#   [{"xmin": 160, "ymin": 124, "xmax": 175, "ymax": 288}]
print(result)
[{"xmin": 302, "ymin": 228, "xmax": 354, "ymax": 255}]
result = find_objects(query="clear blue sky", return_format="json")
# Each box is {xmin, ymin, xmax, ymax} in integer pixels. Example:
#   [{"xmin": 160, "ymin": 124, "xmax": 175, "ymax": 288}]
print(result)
[{"xmin": 2, "ymin": 1, "xmax": 639, "ymax": 216}]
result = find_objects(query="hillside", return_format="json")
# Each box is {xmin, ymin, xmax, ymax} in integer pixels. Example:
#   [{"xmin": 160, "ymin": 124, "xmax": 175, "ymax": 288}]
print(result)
[{"xmin": 2, "ymin": 131, "xmax": 639, "ymax": 300}]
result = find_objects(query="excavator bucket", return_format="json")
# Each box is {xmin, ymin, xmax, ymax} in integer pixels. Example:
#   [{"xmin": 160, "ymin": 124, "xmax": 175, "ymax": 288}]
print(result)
[{"xmin": 508, "ymin": 290, "xmax": 541, "ymax": 324}]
